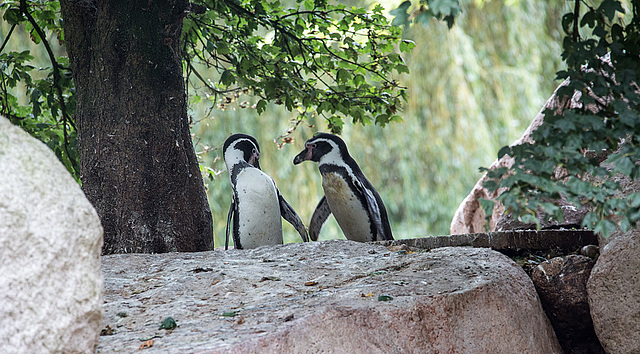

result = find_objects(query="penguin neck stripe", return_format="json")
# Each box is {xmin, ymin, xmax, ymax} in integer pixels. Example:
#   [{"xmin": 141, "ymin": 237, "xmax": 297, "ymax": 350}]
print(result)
[{"xmin": 229, "ymin": 161, "xmax": 253, "ymax": 185}]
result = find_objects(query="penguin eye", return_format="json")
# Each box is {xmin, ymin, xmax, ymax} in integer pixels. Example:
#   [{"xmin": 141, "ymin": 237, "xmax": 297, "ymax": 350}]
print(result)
[{"xmin": 307, "ymin": 143, "xmax": 316, "ymax": 149}]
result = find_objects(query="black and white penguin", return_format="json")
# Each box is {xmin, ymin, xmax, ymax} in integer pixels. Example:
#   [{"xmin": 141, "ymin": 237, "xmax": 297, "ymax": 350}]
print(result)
[
  {"xmin": 223, "ymin": 133, "xmax": 309, "ymax": 249},
  {"xmin": 293, "ymin": 133, "xmax": 394, "ymax": 242}
]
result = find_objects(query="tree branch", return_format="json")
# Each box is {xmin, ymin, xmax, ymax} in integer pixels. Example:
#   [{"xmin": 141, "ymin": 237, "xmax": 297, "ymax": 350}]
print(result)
[
  {"xmin": 573, "ymin": 0, "xmax": 580, "ymax": 42},
  {"xmin": 186, "ymin": 60, "xmax": 243, "ymax": 96},
  {"xmin": 0, "ymin": 24, "xmax": 17, "ymax": 54}
]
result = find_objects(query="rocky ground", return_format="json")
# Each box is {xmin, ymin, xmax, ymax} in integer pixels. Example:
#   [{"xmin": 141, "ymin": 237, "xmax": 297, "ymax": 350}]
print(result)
[{"xmin": 98, "ymin": 240, "xmax": 561, "ymax": 353}]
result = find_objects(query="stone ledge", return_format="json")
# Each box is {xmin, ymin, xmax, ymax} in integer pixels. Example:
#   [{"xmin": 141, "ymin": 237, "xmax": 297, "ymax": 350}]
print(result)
[{"xmin": 378, "ymin": 230, "xmax": 596, "ymax": 253}]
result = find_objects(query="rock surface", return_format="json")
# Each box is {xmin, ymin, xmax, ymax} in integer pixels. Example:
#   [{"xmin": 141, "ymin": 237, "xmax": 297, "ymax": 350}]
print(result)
[
  {"xmin": 531, "ymin": 255, "xmax": 603, "ymax": 353},
  {"xmin": 0, "ymin": 117, "xmax": 104, "ymax": 353},
  {"xmin": 98, "ymin": 241, "xmax": 561, "ymax": 353},
  {"xmin": 379, "ymin": 230, "xmax": 596, "ymax": 254},
  {"xmin": 588, "ymin": 228, "xmax": 640, "ymax": 354}
]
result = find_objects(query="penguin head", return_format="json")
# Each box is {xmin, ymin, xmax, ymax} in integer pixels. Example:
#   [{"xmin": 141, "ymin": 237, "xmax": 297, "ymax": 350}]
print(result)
[
  {"xmin": 293, "ymin": 133, "xmax": 349, "ymax": 166},
  {"xmin": 223, "ymin": 133, "xmax": 261, "ymax": 170}
]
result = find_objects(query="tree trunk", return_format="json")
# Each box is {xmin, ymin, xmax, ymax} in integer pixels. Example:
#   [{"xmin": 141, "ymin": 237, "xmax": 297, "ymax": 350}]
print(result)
[{"xmin": 60, "ymin": 0, "xmax": 213, "ymax": 254}]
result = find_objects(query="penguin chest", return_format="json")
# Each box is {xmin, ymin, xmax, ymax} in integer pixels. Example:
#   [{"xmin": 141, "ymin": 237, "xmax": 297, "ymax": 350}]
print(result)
[
  {"xmin": 321, "ymin": 172, "xmax": 373, "ymax": 242},
  {"xmin": 234, "ymin": 169, "xmax": 283, "ymax": 248}
]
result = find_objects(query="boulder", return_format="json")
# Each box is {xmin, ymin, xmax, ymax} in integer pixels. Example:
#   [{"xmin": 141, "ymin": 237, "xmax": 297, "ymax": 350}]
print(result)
[
  {"xmin": 98, "ymin": 241, "xmax": 561, "ymax": 353},
  {"xmin": 0, "ymin": 117, "xmax": 104, "ymax": 353},
  {"xmin": 450, "ymin": 78, "xmax": 582, "ymax": 235},
  {"xmin": 588, "ymin": 228, "xmax": 640, "ymax": 354},
  {"xmin": 531, "ymin": 255, "xmax": 603, "ymax": 353}
]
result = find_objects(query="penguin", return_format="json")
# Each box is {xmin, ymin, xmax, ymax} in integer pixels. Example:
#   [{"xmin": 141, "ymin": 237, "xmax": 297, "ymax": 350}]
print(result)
[
  {"xmin": 223, "ymin": 133, "xmax": 309, "ymax": 249},
  {"xmin": 293, "ymin": 133, "xmax": 394, "ymax": 242}
]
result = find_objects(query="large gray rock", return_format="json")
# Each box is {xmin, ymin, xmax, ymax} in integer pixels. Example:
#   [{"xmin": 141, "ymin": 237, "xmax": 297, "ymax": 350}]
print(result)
[
  {"xmin": 450, "ymin": 78, "xmax": 578, "ymax": 234},
  {"xmin": 531, "ymin": 255, "xmax": 603, "ymax": 353},
  {"xmin": 98, "ymin": 241, "xmax": 561, "ymax": 353},
  {"xmin": 588, "ymin": 228, "xmax": 640, "ymax": 354},
  {"xmin": 0, "ymin": 117, "xmax": 103, "ymax": 353}
]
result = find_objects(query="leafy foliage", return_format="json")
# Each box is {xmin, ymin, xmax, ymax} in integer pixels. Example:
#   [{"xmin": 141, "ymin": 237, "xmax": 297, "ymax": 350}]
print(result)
[
  {"xmin": 1, "ymin": 0, "xmax": 410, "ymax": 178},
  {"xmin": 1, "ymin": 0, "xmax": 78, "ymax": 178},
  {"xmin": 183, "ymin": 0, "xmax": 411, "ymax": 133},
  {"xmin": 483, "ymin": 0, "xmax": 640, "ymax": 237}
]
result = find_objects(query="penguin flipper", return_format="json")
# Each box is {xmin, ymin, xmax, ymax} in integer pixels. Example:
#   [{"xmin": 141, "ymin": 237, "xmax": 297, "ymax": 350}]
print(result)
[
  {"xmin": 363, "ymin": 187, "xmax": 387, "ymax": 240},
  {"xmin": 354, "ymin": 179, "xmax": 389, "ymax": 241},
  {"xmin": 309, "ymin": 196, "xmax": 332, "ymax": 241},
  {"xmin": 278, "ymin": 190, "xmax": 309, "ymax": 242},
  {"xmin": 225, "ymin": 198, "xmax": 235, "ymax": 250}
]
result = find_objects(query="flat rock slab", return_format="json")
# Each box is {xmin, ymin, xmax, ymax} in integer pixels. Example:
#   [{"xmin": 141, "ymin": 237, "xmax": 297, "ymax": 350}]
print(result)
[
  {"xmin": 98, "ymin": 240, "xmax": 560, "ymax": 353},
  {"xmin": 380, "ymin": 230, "xmax": 596, "ymax": 253}
]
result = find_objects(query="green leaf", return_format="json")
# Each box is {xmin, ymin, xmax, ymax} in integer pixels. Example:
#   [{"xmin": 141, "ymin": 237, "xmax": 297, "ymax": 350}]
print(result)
[
  {"xmin": 599, "ymin": 0, "xmax": 625, "ymax": 21},
  {"xmin": 336, "ymin": 69, "xmax": 351, "ymax": 83},
  {"xmin": 631, "ymin": 193, "xmax": 640, "ymax": 209},
  {"xmin": 561, "ymin": 13, "xmax": 574, "ymax": 34},
  {"xmin": 389, "ymin": 1, "xmax": 411, "ymax": 27},
  {"xmin": 479, "ymin": 198, "xmax": 495, "ymax": 222},
  {"xmin": 399, "ymin": 39, "xmax": 416, "ymax": 53},
  {"xmin": 377, "ymin": 295, "xmax": 393, "ymax": 301},
  {"xmin": 395, "ymin": 64, "xmax": 410, "ymax": 75},
  {"xmin": 554, "ymin": 119, "xmax": 575, "ymax": 133},
  {"xmin": 220, "ymin": 70, "xmax": 235, "ymax": 86},
  {"xmin": 580, "ymin": 11, "xmax": 596, "ymax": 28},
  {"xmin": 159, "ymin": 317, "xmax": 177, "ymax": 330},
  {"xmin": 429, "ymin": 0, "xmax": 461, "ymax": 17},
  {"xmin": 594, "ymin": 219, "xmax": 617, "ymax": 238},
  {"xmin": 222, "ymin": 311, "xmax": 240, "ymax": 317},
  {"xmin": 619, "ymin": 217, "xmax": 631, "ymax": 232},
  {"xmin": 415, "ymin": 11, "xmax": 434, "ymax": 26},
  {"xmin": 216, "ymin": 41, "xmax": 230, "ymax": 54},
  {"xmin": 497, "ymin": 146, "xmax": 511, "ymax": 159},
  {"xmin": 582, "ymin": 212, "xmax": 599, "ymax": 229},
  {"xmin": 614, "ymin": 157, "xmax": 634, "ymax": 176},
  {"xmin": 327, "ymin": 115, "xmax": 344, "ymax": 134},
  {"xmin": 256, "ymin": 100, "xmax": 267, "ymax": 115},
  {"xmin": 3, "ymin": 8, "xmax": 24, "ymax": 25}
]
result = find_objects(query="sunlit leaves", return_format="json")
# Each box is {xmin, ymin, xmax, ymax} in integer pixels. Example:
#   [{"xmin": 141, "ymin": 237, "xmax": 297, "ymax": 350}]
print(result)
[{"xmin": 183, "ymin": 0, "xmax": 412, "ymax": 132}]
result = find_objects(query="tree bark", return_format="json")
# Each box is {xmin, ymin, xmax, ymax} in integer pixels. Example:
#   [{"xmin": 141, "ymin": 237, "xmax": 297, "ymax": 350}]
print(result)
[{"xmin": 60, "ymin": 0, "xmax": 213, "ymax": 254}]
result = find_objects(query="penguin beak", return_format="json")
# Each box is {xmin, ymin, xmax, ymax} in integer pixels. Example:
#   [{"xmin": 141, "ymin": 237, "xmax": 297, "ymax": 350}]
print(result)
[{"xmin": 293, "ymin": 146, "xmax": 312, "ymax": 165}]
